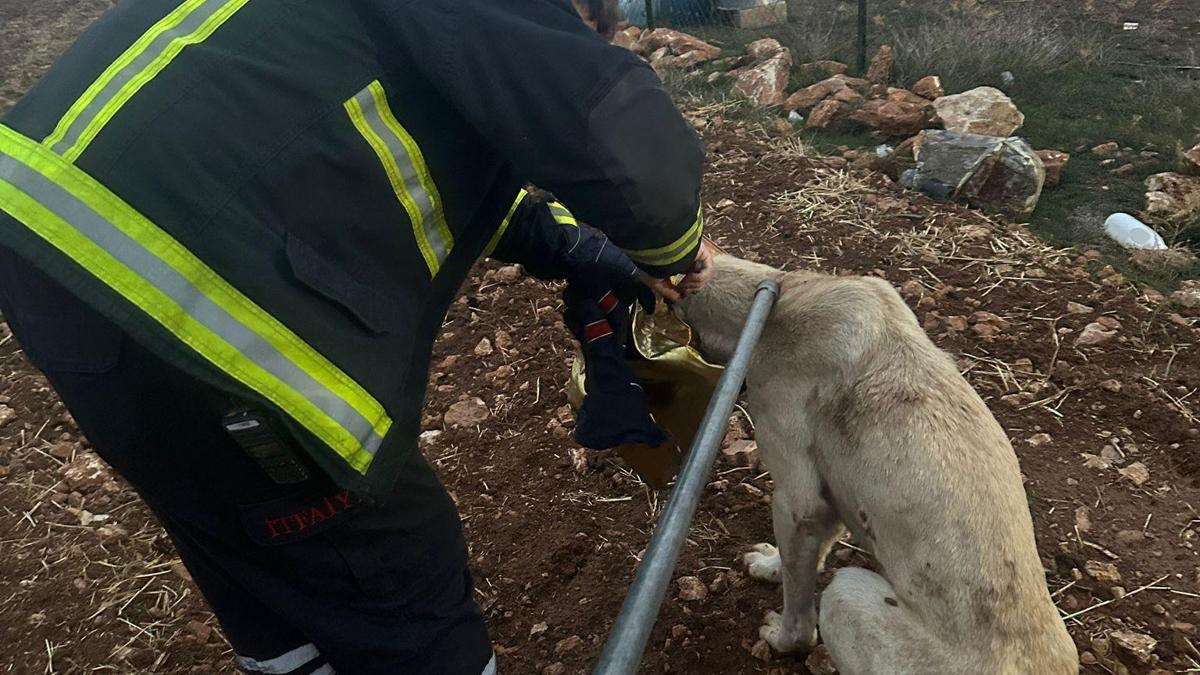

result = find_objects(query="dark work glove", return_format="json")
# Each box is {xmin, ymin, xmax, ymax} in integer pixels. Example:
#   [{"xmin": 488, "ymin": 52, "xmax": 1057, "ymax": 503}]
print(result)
[
  {"xmin": 561, "ymin": 223, "xmax": 657, "ymax": 315},
  {"xmin": 563, "ymin": 281, "xmax": 666, "ymax": 450},
  {"xmin": 491, "ymin": 199, "xmax": 656, "ymax": 313}
]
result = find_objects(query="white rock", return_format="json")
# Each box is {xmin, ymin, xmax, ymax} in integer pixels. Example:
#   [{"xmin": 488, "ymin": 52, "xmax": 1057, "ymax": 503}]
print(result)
[{"xmin": 932, "ymin": 87, "xmax": 1025, "ymax": 137}]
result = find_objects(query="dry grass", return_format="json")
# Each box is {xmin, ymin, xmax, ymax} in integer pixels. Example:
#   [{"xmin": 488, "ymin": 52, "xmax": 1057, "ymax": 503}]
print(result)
[{"xmin": 885, "ymin": 5, "xmax": 1109, "ymax": 91}]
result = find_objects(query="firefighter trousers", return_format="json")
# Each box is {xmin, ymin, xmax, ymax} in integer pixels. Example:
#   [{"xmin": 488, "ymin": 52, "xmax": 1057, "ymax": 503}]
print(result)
[{"xmin": 0, "ymin": 248, "xmax": 494, "ymax": 674}]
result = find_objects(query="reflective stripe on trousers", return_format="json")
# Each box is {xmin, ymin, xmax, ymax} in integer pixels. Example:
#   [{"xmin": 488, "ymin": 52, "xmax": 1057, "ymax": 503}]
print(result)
[
  {"xmin": 0, "ymin": 125, "xmax": 390, "ymax": 472},
  {"xmin": 345, "ymin": 80, "xmax": 454, "ymax": 277},
  {"xmin": 237, "ymin": 643, "xmax": 322, "ymax": 674}
]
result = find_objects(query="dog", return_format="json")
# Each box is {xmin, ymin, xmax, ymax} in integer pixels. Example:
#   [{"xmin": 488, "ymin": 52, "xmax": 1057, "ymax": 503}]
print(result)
[{"xmin": 675, "ymin": 255, "xmax": 1078, "ymax": 675}]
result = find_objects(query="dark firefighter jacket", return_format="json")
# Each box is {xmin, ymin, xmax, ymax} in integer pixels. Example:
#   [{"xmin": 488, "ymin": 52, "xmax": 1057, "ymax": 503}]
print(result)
[{"xmin": 0, "ymin": 0, "xmax": 704, "ymax": 497}]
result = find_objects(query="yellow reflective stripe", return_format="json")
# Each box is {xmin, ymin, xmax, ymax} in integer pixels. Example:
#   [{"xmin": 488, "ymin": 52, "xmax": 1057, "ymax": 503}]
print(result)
[
  {"xmin": 345, "ymin": 81, "xmax": 453, "ymax": 277},
  {"xmin": 366, "ymin": 82, "xmax": 455, "ymax": 260},
  {"xmin": 45, "ymin": 0, "xmax": 251, "ymax": 163},
  {"xmin": 624, "ymin": 207, "xmax": 704, "ymax": 267},
  {"xmin": 547, "ymin": 201, "xmax": 578, "ymax": 227},
  {"xmin": 0, "ymin": 125, "xmax": 389, "ymax": 472},
  {"xmin": 483, "ymin": 189, "xmax": 528, "ymax": 257}
]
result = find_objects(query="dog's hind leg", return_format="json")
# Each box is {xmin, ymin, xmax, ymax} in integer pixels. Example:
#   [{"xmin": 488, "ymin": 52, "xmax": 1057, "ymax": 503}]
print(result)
[
  {"xmin": 819, "ymin": 567, "xmax": 960, "ymax": 675},
  {"xmin": 757, "ymin": 460, "xmax": 841, "ymax": 655}
]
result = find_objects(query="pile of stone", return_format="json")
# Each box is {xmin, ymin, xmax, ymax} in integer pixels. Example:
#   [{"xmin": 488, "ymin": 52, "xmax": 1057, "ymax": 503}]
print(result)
[{"xmin": 615, "ymin": 26, "xmax": 724, "ymax": 74}]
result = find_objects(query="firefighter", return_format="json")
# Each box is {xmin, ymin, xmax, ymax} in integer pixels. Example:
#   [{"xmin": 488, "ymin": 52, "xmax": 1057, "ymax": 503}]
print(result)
[{"xmin": 0, "ymin": 0, "xmax": 713, "ymax": 673}]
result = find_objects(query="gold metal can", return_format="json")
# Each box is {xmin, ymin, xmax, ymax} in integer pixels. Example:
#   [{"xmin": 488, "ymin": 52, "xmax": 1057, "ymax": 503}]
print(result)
[{"xmin": 566, "ymin": 302, "xmax": 723, "ymax": 487}]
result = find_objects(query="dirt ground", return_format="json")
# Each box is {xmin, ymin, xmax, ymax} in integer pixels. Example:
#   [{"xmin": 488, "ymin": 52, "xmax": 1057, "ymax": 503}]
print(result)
[{"xmin": 2, "ymin": 2, "xmax": 1199, "ymax": 674}]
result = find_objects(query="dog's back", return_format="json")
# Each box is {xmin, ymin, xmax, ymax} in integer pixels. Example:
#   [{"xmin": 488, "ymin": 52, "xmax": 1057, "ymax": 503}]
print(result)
[{"xmin": 679, "ymin": 257, "xmax": 1078, "ymax": 674}]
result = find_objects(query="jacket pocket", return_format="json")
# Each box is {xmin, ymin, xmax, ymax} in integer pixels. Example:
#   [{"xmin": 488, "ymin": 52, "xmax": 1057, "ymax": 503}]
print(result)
[{"xmin": 284, "ymin": 233, "xmax": 404, "ymax": 335}]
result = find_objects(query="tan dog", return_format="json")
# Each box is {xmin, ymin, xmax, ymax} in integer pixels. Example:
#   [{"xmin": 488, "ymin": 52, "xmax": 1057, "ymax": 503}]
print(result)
[{"xmin": 675, "ymin": 256, "xmax": 1078, "ymax": 675}]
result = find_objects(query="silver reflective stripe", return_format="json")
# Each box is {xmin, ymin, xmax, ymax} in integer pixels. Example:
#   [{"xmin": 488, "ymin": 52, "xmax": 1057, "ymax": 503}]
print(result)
[
  {"xmin": 351, "ymin": 86, "xmax": 451, "ymax": 266},
  {"xmin": 236, "ymin": 644, "xmax": 320, "ymax": 674},
  {"xmin": 48, "ymin": 0, "xmax": 234, "ymax": 156},
  {"xmin": 0, "ymin": 151, "xmax": 385, "ymax": 457},
  {"xmin": 309, "ymin": 665, "xmax": 335, "ymax": 675},
  {"xmin": 482, "ymin": 653, "xmax": 497, "ymax": 675}
]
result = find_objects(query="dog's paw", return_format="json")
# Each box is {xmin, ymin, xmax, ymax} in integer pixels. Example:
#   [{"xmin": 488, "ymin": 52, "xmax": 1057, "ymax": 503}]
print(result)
[
  {"xmin": 760, "ymin": 610, "xmax": 818, "ymax": 655},
  {"xmin": 744, "ymin": 543, "xmax": 781, "ymax": 584}
]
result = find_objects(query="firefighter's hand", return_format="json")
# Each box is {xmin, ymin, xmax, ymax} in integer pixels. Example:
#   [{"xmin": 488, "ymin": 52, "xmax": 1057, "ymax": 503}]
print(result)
[
  {"xmin": 678, "ymin": 240, "xmax": 716, "ymax": 296},
  {"xmin": 642, "ymin": 240, "xmax": 717, "ymax": 303}
]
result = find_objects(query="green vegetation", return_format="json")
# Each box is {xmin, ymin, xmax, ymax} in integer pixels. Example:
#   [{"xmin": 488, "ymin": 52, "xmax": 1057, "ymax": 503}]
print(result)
[{"xmin": 668, "ymin": 1, "xmax": 1200, "ymax": 285}]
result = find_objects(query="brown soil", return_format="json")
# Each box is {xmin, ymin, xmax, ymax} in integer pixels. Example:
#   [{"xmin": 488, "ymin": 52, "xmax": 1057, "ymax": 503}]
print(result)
[{"xmin": 2, "ymin": 2, "xmax": 1199, "ymax": 674}]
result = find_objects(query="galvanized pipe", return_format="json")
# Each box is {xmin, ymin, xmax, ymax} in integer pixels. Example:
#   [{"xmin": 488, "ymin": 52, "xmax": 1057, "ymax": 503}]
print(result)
[{"xmin": 593, "ymin": 279, "xmax": 780, "ymax": 675}]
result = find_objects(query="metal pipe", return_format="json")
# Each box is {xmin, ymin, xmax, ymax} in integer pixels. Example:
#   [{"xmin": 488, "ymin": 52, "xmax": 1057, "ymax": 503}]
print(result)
[
  {"xmin": 593, "ymin": 279, "xmax": 780, "ymax": 675},
  {"xmin": 857, "ymin": 0, "xmax": 868, "ymax": 74},
  {"xmin": 645, "ymin": 0, "xmax": 656, "ymax": 30}
]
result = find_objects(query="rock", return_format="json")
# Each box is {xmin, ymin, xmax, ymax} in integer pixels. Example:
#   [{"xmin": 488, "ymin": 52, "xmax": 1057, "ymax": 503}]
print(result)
[
  {"xmin": 1096, "ymin": 315, "xmax": 1121, "ymax": 330},
  {"xmin": 1080, "ymin": 651, "xmax": 1098, "ymax": 665},
  {"xmin": 637, "ymin": 29, "xmax": 721, "ymax": 61},
  {"xmin": 806, "ymin": 99, "xmax": 844, "ymax": 129},
  {"xmin": 418, "ymin": 430, "xmax": 442, "ymax": 450},
  {"xmin": 1131, "ymin": 247, "xmax": 1197, "ymax": 273},
  {"xmin": 1085, "ymin": 560, "xmax": 1121, "ymax": 583},
  {"xmin": 746, "ymin": 38, "xmax": 785, "ymax": 61},
  {"xmin": 866, "ymin": 45, "xmax": 894, "ymax": 83},
  {"xmin": 494, "ymin": 265, "xmax": 523, "ymax": 283},
  {"xmin": 1027, "ymin": 433, "xmax": 1053, "ymax": 446},
  {"xmin": 801, "ymin": 60, "xmax": 848, "ymax": 78},
  {"xmin": 805, "ymin": 644, "xmax": 837, "ymax": 674},
  {"xmin": 677, "ymin": 576, "xmax": 708, "ymax": 601},
  {"xmin": 185, "ymin": 620, "xmax": 212, "ymax": 642},
  {"xmin": 722, "ymin": 440, "xmax": 760, "ymax": 470},
  {"xmin": 1075, "ymin": 322, "xmax": 1117, "ymax": 347},
  {"xmin": 1109, "ymin": 630, "xmax": 1157, "ymax": 663},
  {"xmin": 1037, "ymin": 150, "xmax": 1071, "ymax": 188},
  {"xmin": 530, "ymin": 622, "xmax": 549, "ymax": 637},
  {"xmin": 903, "ymin": 130, "xmax": 1045, "ymax": 217},
  {"xmin": 1171, "ymin": 279, "xmax": 1200, "ymax": 313},
  {"xmin": 944, "ymin": 315, "xmax": 968, "ymax": 331},
  {"xmin": 826, "ymin": 74, "xmax": 870, "ymax": 94},
  {"xmin": 495, "ymin": 330, "xmax": 514, "ymax": 351},
  {"xmin": 61, "ymin": 454, "xmax": 113, "ymax": 492},
  {"xmin": 1092, "ymin": 142, "xmax": 1121, "ymax": 157},
  {"xmin": 613, "ymin": 27, "xmax": 642, "ymax": 52},
  {"xmin": 0, "ymin": 404, "xmax": 15, "ymax": 429},
  {"xmin": 709, "ymin": 572, "xmax": 729, "ymax": 593},
  {"xmin": 731, "ymin": 47, "xmax": 793, "ymax": 107},
  {"xmin": 1075, "ymin": 505, "xmax": 1091, "ymax": 532},
  {"xmin": 474, "ymin": 337, "xmax": 493, "ymax": 356},
  {"xmin": 850, "ymin": 97, "xmax": 934, "ymax": 137},
  {"xmin": 1145, "ymin": 172, "xmax": 1200, "ymax": 221},
  {"xmin": 749, "ymin": 639, "xmax": 772, "ymax": 662},
  {"xmin": 933, "ymin": 87, "xmax": 1025, "ymax": 137},
  {"xmin": 1100, "ymin": 379, "xmax": 1122, "ymax": 393},
  {"xmin": 542, "ymin": 664, "xmax": 566, "ymax": 675},
  {"xmin": 726, "ymin": 2, "xmax": 789, "ymax": 29},
  {"xmin": 1066, "ymin": 301, "xmax": 1093, "ymax": 314},
  {"xmin": 444, "ymin": 398, "xmax": 490, "ymax": 427},
  {"xmin": 485, "ymin": 365, "xmax": 514, "ymax": 383},
  {"xmin": 832, "ymin": 88, "xmax": 865, "ymax": 106},
  {"xmin": 912, "ymin": 75, "xmax": 945, "ymax": 100},
  {"xmin": 554, "ymin": 635, "xmax": 583, "ymax": 655},
  {"xmin": 1185, "ymin": 142, "xmax": 1200, "ymax": 174},
  {"xmin": 1116, "ymin": 529, "xmax": 1146, "ymax": 546},
  {"xmin": 1118, "ymin": 461, "xmax": 1149, "ymax": 486},
  {"xmin": 784, "ymin": 77, "xmax": 847, "ymax": 112}
]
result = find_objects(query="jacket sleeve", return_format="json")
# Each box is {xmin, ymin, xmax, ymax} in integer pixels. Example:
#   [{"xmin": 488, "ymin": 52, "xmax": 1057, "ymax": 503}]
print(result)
[{"xmin": 378, "ymin": 0, "xmax": 705, "ymax": 277}]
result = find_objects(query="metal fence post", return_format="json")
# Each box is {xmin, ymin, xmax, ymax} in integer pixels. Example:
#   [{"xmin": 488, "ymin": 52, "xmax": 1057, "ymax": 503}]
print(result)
[
  {"xmin": 593, "ymin": 279, "xmax": 780, "ymax": 675},
  {"xmin": 645, "ymin": 0, "xmax": 656, "ymax": 30},
  {"xmin": 857, "ymin": 0, "xmax": 868, "ymax": 74}
]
